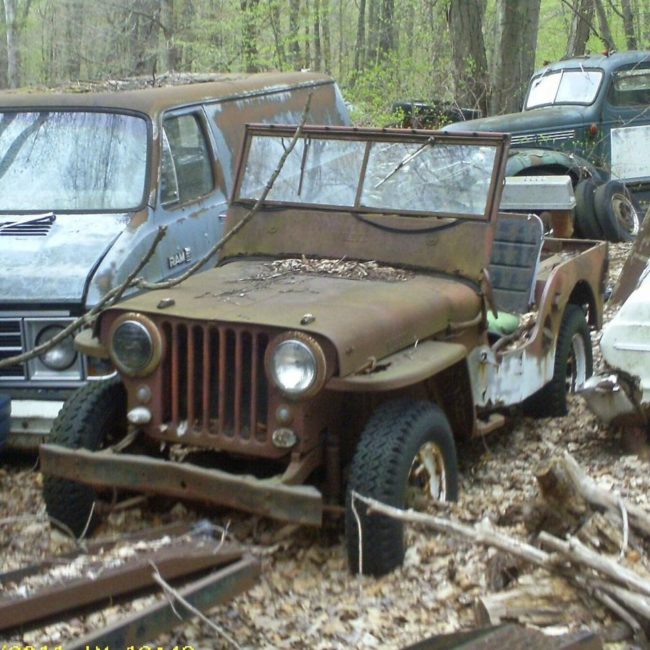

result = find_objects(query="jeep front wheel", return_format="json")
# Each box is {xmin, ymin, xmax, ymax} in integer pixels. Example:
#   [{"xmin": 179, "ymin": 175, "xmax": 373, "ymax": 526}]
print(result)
[
  {"xmin": 345, "ymin": 400, "xmax": 459, "ymax": 576},
  {"xmin": 43, "ymin": 376, "xmax": 126, "ymax": 537}
]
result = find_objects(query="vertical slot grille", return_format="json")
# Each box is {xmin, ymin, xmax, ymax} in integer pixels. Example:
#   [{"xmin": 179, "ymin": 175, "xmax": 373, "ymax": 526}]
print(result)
[
  {"xmin": 161, "ymin": 321, "xmax": 269, "ymax": 445},
  {"xmin": 0, "ymin": 319, "xmax": 25, "ymax": 378}
]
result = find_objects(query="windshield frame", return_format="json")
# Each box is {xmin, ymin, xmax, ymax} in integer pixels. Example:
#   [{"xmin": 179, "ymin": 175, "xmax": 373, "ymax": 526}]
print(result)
[
  {"xmin": 232, "ymin": 125, "xmax": 509, "ymax": 223},
  {"xmin": 524, "ymin": 67, "xmax": 605, "ymax": 110},
  {"xmin": 0, "ymin": 107, "xmax": 152, "ymax": 214}
]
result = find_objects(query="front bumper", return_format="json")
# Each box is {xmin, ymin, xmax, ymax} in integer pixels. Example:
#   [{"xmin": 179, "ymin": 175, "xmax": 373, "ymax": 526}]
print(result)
[
  {"xmin": 39, "ymin": 444, "xmax": 324, "ymax": 526},
  {"xmin": 8, "ymin": 399, "xmax": 64, "ymax": 449}
]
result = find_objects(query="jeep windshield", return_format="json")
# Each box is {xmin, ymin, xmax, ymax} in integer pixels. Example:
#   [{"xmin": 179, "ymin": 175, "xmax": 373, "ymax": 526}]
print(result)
[
  {"xmin": 236, "ymin": 128, "xmax": 502, "ymax": 220},
  {"xmin": 0, "ymin": 110, "xmax": 148, "ymax": 212},
  {"xmin": 525, "ymin": 68, "xmax": 604, "ymax": 109}
]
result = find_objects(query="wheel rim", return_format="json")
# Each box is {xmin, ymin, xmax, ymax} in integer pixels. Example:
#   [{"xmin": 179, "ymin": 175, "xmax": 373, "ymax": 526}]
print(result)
[
  {"xmin": 566, "ymin": 332, "xmax": 588, "ymax": 393},
  {"xmin": 612, "ymin": 192, "xmax": 640, "ymax": 236},
  {"xmin": 406, "ymin": 441, "xmax": 446, "ymax": 508}
]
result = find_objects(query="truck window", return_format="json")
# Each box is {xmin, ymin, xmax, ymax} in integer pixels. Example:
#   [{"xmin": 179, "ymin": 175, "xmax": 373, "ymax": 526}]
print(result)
[
  {"xmin": 609, "ymin": 69, "xmax": 650, "ymax": 106},
  {"xmin": 526, "ymin": 69, "xmax": 603, "ymax": 109},
  {"xmin": 160, "ymin": 113, "xmax": 213, "ymax": 205}
]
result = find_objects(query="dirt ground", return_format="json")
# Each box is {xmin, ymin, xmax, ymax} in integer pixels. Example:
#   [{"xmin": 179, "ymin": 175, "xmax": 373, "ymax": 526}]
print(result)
[{"xmin": 1, "ymin": 242, "xmax": 647, "ymax": 649}]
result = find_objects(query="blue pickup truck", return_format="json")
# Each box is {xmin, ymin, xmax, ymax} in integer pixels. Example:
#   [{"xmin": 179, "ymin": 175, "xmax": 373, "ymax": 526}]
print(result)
[{"xmin": 445, "ymin": 51, "xmax": 650, "ymax": 242}]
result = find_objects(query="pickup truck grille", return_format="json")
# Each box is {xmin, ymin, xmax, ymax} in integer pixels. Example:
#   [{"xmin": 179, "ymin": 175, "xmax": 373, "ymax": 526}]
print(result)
[
  {"xmin": 0, "ymin": 319, "xmax": 25, "ymax": 378},
  {"xmin": 160, "ymin": 321, "xmax": 270, "ymax": 445}
]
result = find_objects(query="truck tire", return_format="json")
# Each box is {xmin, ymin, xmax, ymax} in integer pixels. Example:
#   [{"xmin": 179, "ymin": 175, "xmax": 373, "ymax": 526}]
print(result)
[
  {"xmin": 594, "ymin": 180, "xmax": 642, "ymax": 242},
  {"xmin": 345, "ymin": 399, "xmax": 458, "ymax": 576},
  {"xmin": 524, "ymin": 304, "xmax": 592, "ymax": 417},
  {"xmin": 574, "ymin": 178, "xmax": 603, "ymax": 239},
  {"xmin": 43, "ymin": 377, "xmax": 126, "ymax": 537}
]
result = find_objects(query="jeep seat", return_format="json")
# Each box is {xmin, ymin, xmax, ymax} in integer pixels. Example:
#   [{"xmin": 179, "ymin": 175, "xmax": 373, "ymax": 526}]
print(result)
[{"xmin": 488, "ymin": 213, "xmax": 544, "ymax": 334}]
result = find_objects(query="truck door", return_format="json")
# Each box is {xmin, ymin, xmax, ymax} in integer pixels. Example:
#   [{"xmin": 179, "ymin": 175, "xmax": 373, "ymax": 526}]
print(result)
[
  {"xmin": 602, "ymin": 66, "xmax": 650, "ymax": 183},
  {"xmin": 154, "ymin": 108, "xmax": 226, "ymax": 279}
]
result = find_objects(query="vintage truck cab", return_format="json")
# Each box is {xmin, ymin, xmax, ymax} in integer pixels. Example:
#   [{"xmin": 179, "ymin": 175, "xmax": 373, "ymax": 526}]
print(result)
[
  {"xmin": 40, "ymin": 126, "xmax": 607, "ymax": 576},
  {"xmin": 445, "ymin": 51, "xmax": 650, "ymax": 242}
]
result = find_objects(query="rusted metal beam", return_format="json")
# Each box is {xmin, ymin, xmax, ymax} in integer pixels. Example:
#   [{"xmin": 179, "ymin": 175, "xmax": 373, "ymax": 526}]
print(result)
[
  {"xmin": 0, "ymin": 540, "xmax": 241, "ymax": 631},
  {"xmin": 40, "ymin": 444, "xmax": 323, "ymax": 526},
  {"xmin": 0, "ymin": 521, "xmax": 193, "ymax": 587},
  {"xmin": 67, "ymin": 555, "xmax": 260, "ymax": 649}
]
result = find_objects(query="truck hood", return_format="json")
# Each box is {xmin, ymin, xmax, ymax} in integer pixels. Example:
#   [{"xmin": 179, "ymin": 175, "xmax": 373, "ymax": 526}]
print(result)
[
  {"xmin": 107, "ymin": 259, "xmax": 481, "ymax": 376},
  {"xmin": 444, "ymin": 105, "xmax": 589, "ymax": 135},
  {"xmin": 0, "ymin": 213, "xmax": 129, "ymax": 304}
]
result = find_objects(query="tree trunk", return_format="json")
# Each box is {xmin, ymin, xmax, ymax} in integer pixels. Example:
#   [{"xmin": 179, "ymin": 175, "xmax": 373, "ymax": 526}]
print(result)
[
  {"xmin": 566, "ymin": 0, "xmax": 594, "ymax": 57},
  {"xmin": 490, "ymin": 0, "xmax": 541, "ymax": 115},
  {"xmin": 240, "ymin": 0, "xmax": 260, "ymax": 73},
  {"xmin": 367, "ymin": 0, "xmax": 379, "ymax": 65},
  {"xmin": 313, "ymin": 0, "xmax": 321, "ymax": 71},
  {"xmin": 4, "ymin": 0, "xmax": 19, "ymax": 88},
  {"xmin": 321, "ymin": 0, "xmax": 331, "ymax": 73},
  {"xmin": 621, "ymin": 0, "xmax": 638, "ymax": 50},
  {"xmin": 593, "ymin": 0, "xmax": 615, "ymax": 52},
  {"xmin": 377, "ymin": 0, "xmax": 394, "ymax": 61},
  {"xmin": 289, "ymin": 0, "xmax": 301, "ymax": 70},
  {"xmin": 160, "ymin": 0, "xmax": 178, "ymax": 72},
  {"xmin": 447, "ymin": 0, "xmax": 489, "ymax": 117},
  {"xmin": 353, "ymin": 0, "xmax": 366, "ymax": 75},
  {"xmin": 268, "ymin": 0, "xmax": 286, "ymax": 69}
]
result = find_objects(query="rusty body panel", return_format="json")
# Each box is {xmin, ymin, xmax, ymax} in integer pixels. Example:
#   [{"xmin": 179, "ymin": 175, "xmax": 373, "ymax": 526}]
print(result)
[
  {"xmin": 41, "ymin": 126, "xmax": 607, "ymax": 562},
  {"xmin": 1, "ymin": 73, "xmax": 350, "ymax": 446}
]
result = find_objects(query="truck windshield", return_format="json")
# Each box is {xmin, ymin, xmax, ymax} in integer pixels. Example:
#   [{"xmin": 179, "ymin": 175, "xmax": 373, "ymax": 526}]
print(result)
[
  {"xmin": 0, "ymin": 111, "xmax": 148, "ymax": 211},
  {"xmin": 525, "ymin": 69, "xmax": 603, "ymax": 109},
  {"xmin": 238, "ymin": 133, "xmax": 498, "ymax": 220}
]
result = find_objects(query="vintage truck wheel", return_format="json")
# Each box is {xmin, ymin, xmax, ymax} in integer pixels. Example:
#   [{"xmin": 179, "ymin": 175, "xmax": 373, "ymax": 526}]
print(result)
[
  {"xmin": 524, "ymin": 305, "xmax": 592, "ymax": 417},
  {"xmin": 345, "ymin": 400, "xmax": 458, "ymax": 576},
  {"xmin": 574, "ymin": 178, "xmax": 603, "ymax": 239},
  {"xmin": 43, "ymin": 376, "xmax": 126, "ymax": 537},
  {"xmin": 594, "ymin": 180, "xmax": 642, "ymax": 242}
]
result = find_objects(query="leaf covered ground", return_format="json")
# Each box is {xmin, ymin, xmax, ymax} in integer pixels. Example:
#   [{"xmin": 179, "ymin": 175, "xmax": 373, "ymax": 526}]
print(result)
[{"xmin": 1, "ymin": 243, "xmax": 647, "ymax": 649}]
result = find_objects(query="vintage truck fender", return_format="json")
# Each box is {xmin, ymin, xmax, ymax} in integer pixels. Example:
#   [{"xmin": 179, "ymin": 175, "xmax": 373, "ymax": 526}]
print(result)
[{"xmin": 506, "ymin": 148, "xmax": 607, "ymax": 185}]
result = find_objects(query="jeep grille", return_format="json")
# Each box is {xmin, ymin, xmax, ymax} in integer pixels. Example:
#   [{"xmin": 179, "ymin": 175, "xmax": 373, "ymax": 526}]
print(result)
[{"xmin": 160, "ymin": 322, "xmax": 270, "ymax": 444}]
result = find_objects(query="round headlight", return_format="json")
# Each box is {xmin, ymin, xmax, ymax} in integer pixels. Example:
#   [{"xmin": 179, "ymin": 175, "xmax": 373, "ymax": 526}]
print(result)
[
  {"xmin": 270, "ymin": 339, "xmax": 318, "ymax": 396},
  {"xmin": 111, "ymin": 318, "xmax": 157, "ymax": 376},
  {"xmin": 37, "ymin": 326, "xmax": 77, "ymax": 370}
]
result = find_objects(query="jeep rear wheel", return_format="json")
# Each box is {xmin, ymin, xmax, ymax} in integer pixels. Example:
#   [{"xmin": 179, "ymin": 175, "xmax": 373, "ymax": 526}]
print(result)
[
  {"xmin": 43, "ymin": 377, "xmax": 126, "ymax": 537},
  {"xmin": 524, "ymin": 304, "xmax": 592, "ymax": 417},
  {"xmin": 345, "ymin": 400, "xmax": 458, "ymax": 576}
]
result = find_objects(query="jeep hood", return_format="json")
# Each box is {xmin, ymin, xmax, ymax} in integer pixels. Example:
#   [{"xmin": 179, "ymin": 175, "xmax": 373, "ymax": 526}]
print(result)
[
  {"xmin": 444, "ymin": 105, "xmax": 588, "ymax": 135},
  {"xmin": 0, "ymin": 213, "xmax": 129, "ymax": 303},
  {"xmin": 107, "ymin": 259, "xmax": 481, "ymax": 376}
]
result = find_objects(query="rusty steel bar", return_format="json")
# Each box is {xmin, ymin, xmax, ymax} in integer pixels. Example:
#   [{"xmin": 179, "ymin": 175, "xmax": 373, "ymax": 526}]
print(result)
[
  {"xmin": 67, "ymin": 555, "xmax": 260, "ymax": 649},
  {"xmin": 40, "ymin": 444, "xmax": 323, "ymax": 525},
  {"xmin": 0, "ymin": 540, "xmax": 242, "ymax": 631},
  {"xmin": 218, "ymin": 326, "xmax": 227, "ymax": 435}
]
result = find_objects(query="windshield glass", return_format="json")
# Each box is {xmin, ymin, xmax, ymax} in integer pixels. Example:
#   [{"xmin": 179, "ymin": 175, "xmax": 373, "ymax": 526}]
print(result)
[
  {"xmin": 525, "ymin": 69, "xmax": 603, "ymax": 108},
  {"xmin": 238, "ymin": 133, "xmax": 498, "ymax": 220},
  {"xmin": 0, "ymin": 111, "xmax": 148, "ymax": 211}
]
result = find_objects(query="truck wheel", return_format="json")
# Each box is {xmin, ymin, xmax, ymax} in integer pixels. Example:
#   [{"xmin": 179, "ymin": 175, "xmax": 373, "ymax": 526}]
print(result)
[
  {"xmin": 574, "ymin": 179, "xmax": 603, "ymax": 239},
  {"xmin": 43, "ymin": 376, "xmax": 126, "ymax": 537},
  {"xmin": 345, "ymin": 400, "xmax": 458, "ymax": 576},
  {"xmin": 524, "ymin": 304, "xmax": 592, "ymax": 417},
  {"xmin": 594, "ymin": 180, "xmax": 642, "ymax": 242}
]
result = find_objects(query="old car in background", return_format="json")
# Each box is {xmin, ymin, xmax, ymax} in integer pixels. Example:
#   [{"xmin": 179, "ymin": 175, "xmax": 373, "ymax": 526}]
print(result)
[
  {"xmin": 0, "ymin": 72, "xmax": 350, "ymax": 448},
  {"xmin": 40, "ymin": 125, "xmax": 606, "ymax": 576},
  {"xmin": 445, "ymin": 50, "xmax": 650, "ymax": 242}
]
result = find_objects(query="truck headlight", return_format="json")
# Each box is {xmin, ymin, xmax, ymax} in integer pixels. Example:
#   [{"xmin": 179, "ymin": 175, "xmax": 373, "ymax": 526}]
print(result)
[
  {"xmin": 267, "ymin": 333, "xmax": 327, "ymax": 398},
  {"xmin": 36, "ymin": 325, "xmax": 77, "ymax": 370},
  {"xmin": 109, "ymin": 314, "xmax": 162, "ymax": 377}
]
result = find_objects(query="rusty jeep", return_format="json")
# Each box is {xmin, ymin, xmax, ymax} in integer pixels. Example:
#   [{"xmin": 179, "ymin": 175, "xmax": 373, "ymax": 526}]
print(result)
[{"xmin": 40, "ymin": 125, "xmax": 607, "ymax": 576}]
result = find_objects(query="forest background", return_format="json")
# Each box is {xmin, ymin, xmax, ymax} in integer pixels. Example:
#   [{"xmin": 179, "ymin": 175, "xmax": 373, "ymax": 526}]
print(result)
[{"xmin": 0, "ymin": 0, "xmax": 649, "ymax": 124}]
